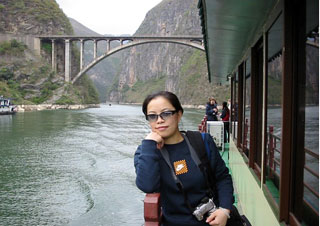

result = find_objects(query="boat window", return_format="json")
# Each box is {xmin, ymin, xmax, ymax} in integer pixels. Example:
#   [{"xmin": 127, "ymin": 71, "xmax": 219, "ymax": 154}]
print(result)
[
  {"xmin": 232, "ymin": 71, "xmax": 238, "ymax": 141},
  {"xmin": 303, "ymin": 27, "xmax": 319, "ymax": 225},
  {"xmin": 265, "ymin": 12, "xmax": 283, "ymax": 208},
  {"xmin": 243, "ymin": 57, "xmax": 251, "ymax": 157}
]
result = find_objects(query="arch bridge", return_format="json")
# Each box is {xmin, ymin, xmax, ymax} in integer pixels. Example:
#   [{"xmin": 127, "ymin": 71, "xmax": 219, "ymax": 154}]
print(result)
[{"xmin": 38, "ymin": 35, "xmax": 204, "ymax": 84}]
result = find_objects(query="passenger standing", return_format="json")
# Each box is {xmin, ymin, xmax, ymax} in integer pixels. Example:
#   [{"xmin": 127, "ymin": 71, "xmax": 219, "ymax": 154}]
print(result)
[
  {"xmin": 220, "ymin": 102, "xmax": 230, "ymax": 143},
  {"xmin": 206, "ymin": 97, "xmax": 218, "ymax": 121}
]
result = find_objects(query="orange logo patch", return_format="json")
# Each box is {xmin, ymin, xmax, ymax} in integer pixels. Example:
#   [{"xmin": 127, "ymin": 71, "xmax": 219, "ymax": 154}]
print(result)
[{"xmin": 174, "ymin": 160, "xmax": 188, "ymax": 175}]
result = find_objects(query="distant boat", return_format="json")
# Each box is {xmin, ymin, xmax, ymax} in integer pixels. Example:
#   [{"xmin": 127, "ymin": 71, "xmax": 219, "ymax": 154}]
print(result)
[{"xmin": 0, "ymin": 97, "xmax": 17, "ymax": 115}]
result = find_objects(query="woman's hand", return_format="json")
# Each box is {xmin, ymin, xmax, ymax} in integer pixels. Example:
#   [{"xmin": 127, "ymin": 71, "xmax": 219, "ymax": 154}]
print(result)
[
  {"xmin": 206, "ymin": 209, "xmax": 229, "ymax": 226},
  {"xmin": 145, "ymin": 132, "xmax": 164, "ymax": 149}
]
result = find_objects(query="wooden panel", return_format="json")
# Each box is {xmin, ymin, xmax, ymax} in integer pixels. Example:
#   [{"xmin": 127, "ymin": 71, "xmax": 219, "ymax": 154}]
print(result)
[
  {"xmin": 249, "ymin": 47, "xmax": 257, "ymax": 168},
  {"xmin": 249, "ymin": 39, "xmax": 263, "ymax": 170},
  {"xmin": 280, "ymin": 0, "xmax": 306, "ymax": 222},
  {"xmin": 237, "ymin": 63, "xmax": 244, "ymax": 148}
]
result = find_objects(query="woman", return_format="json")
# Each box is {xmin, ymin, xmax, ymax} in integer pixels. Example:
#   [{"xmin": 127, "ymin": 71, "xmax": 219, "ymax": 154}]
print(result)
[
  {"xmin": 206, "ymin": 97, "xmax": 218, "ymax": 121},
  {"xmin": 220, "ymin": 102, "xmax": 230, "ymax": 143},
  {"xmin": 134, "ymin": 91, "xmax": 234, "ymax": 226}
]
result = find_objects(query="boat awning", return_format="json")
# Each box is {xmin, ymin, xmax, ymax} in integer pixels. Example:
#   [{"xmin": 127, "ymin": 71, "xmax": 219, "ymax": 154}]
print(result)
[{"xmin": 198, "ymin": 0, "xmax": 277, "ymax": 84}]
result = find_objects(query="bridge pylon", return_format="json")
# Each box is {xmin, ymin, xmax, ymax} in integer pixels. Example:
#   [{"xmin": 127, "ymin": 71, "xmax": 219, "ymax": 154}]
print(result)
[{"xmin": 38, "ymin": 35, "xmax": 204, "ymax": 84}]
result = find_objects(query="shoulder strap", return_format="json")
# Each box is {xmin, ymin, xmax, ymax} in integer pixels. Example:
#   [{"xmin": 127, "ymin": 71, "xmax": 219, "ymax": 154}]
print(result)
[
  {"xmin": 185, "ymin": 131, "xmax": 216, "ymax": 195},
  {"xmin": 185, "ymin": 131, "xmax": 208, "ymax": 167},
  {"xmin": 201, "ymin": 132, "xmax": 212, "ymax": 160}
]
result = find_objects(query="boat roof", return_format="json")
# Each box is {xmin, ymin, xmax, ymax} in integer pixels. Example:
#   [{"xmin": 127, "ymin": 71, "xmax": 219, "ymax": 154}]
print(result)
[
  {"xmin": 197, "ymin": 0, "xmax": 319, "ymax": 84},
  {"xmin": 198, "ymin": 0, "xmax": 277, "ymax": 84}
]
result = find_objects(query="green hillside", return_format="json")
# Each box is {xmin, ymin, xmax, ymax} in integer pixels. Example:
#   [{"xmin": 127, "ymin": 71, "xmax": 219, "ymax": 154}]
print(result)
[{"xmin": 0, "ymin": 0, "xmax": 99, "ymax": 105}]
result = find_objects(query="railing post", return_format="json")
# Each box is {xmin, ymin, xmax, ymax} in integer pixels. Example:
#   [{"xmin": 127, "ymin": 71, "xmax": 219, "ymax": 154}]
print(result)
[
  {"xmin": 268, "ymin": 126, "xmax": 274, "ymax": 179},
  {"xmin": 201, "ymin": 119, "xmax": 205, "ymax": 132},
  {"xmin": 204, "ymin": 115, "xmax": 207, "ymax": 132},
  {"xmin": 243, "ymin": 119, "xmax": 248, "ymax": 150},
  {"xmin": 144, "ymin": 193, "xmax": 161, "ymax": 226},
  {"xmin": 198, "ymin": 115, "xmax": 208, "ymax": 133},
  {"xmin": 273, "ymin": 134, "xmax": 277, "ymax": 173}
]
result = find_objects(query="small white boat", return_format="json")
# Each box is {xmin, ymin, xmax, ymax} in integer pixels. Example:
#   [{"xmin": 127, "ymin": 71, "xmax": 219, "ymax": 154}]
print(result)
[{"xmin": 0, "ymin": 96, "xmax": 17, "ymax": 115}]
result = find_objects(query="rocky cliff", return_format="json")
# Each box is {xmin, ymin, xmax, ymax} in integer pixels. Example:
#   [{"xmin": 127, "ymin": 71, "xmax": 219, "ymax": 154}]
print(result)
[
  {"xmin": 108, "ymin": 0, "xmax": 230, "ymax": 105},
  {"xmin": 0, "ymin": 0, "xmax": 99, "ymax": 105},
  {"xmin": 0, "ymin": 0, "xmax": 72, "ymax": 35}
]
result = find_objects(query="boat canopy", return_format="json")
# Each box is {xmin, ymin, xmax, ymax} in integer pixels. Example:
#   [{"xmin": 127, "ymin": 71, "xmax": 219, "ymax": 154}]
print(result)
[
  {"xmin": 198, "ymin": 0, "xmax": 318, "ymax": 84},
  {"xmin": 198, "ymin": 0, "xmax": 277, "ymax": 84}
]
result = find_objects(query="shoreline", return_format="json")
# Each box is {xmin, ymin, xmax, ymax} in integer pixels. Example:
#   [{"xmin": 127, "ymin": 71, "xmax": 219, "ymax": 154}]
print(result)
[
  {"xmin": 107, "ymin": 102, "xmax": 206, "ymax": 110},
  {"xmin": 182, "ymin": 104, "xmax": 206, "ymax": 110},
  {"xmin": 15, "ymin": 104, "xmax": 100, "ymax": 112}
]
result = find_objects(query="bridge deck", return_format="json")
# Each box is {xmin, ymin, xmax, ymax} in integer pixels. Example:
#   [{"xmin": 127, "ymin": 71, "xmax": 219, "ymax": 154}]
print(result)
[{"xmin": 38, "ymin": 35, "xmax": 203, "ymax": 40}]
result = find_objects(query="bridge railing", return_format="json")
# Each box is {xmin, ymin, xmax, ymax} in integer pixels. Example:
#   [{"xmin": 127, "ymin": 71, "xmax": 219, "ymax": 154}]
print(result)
[{"xmin": 38, "ymin": 35, "xmax": 204, "ymax": 84}]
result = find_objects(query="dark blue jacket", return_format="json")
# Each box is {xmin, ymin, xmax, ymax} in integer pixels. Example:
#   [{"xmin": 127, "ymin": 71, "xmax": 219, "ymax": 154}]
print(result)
[
  {"xmin": 134, "ymin": 133, "xmax": 234, "ymax": 226},
  {"xmin": 206, "ymin": 103, "xmax": 218, "ymax": 121}
]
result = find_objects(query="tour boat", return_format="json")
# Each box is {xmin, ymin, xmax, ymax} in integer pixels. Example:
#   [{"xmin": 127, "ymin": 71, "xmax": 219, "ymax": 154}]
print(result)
[{"xmin": 143, "ymin": 1, "xmax": 319, "ymax": 226}]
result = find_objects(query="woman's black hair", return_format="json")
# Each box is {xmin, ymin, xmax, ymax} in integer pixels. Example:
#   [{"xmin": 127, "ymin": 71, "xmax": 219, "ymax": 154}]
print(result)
[
  {"xmin": 223, "ymin": 101, "xmax": 228, "ymax": 109},
  {"xmin": 142, "ymin": 91, "xmax": 184, "ymax": 117}
]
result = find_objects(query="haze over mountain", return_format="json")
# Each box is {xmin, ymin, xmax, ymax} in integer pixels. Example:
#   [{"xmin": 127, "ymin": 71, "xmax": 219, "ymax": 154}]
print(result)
[
  {"xmin": 69, "ymin": 0, "xmax": 230, "ymax": 105},
  {"xmin": 69, "ymin": 18, "xmax": 101, "ymax": 36},
  {"xmin": 107, "ymin": 0, "xmax": 230, "ymax": 105}
]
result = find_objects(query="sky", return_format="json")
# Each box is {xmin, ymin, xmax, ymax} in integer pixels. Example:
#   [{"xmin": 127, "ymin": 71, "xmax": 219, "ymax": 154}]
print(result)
[{"xmin": 55, "ymin": 0, "xmax": 163, "ymax": 35}]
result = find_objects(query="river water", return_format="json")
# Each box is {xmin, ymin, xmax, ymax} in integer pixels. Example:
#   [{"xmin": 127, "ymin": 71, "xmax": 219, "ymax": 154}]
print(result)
[
  {"xmin": 0, "ymin": 104, "xmax": 204, "ymax": 226},
  {"xmin": 1, "ymin": 104, "xmax": 318, "ymax": 225}
]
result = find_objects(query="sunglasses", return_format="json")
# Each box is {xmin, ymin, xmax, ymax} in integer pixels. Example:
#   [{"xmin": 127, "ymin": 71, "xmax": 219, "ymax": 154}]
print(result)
[{"xmin": 146, "ymin": 110, "xmax": 177, "ymax": 122}]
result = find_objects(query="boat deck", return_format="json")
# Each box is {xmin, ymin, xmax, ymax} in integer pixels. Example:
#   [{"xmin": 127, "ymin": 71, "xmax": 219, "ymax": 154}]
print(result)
[
  {"xmin": 223, "ymin": 142, "xmax": 281, "ymax": 209},
  {"xmin": 220, "ymin": 144, "xmax": 242, "ymax": 213}
]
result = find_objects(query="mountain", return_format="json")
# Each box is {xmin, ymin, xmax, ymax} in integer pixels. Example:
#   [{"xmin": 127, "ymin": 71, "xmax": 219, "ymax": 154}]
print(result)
[
  {"xmin": 0, "ymin": 0, "xmax": 73, "ymax": 35},
  {"xmin": 106, "ymin": 0, "xmax": 230, "ymax": 105},
  {"xmin": 68, "ymin": 0, "xmax": 230, "ymax": 105},
  {"xmin": 69, "ymin": 18, "xmax": 101, "ymax": 36},
  {"xmin": 0, "ymin": 0, "xmax": 99, "ymax": 105}
]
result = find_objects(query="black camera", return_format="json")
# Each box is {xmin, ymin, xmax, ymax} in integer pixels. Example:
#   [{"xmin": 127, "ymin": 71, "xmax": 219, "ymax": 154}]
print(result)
[{"xmin": 193, "ymin": 197, "xmax": 217, "ymax": 221}]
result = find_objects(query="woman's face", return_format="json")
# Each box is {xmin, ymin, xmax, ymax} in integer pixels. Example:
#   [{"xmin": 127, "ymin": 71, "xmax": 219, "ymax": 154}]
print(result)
[
  {"xmin": 210, "ymin": 99, "xmax": 215, "ymax": 105},
  {"xmin": 147, "ymin": 96, "xmax": 182, "ymax": 140}
]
